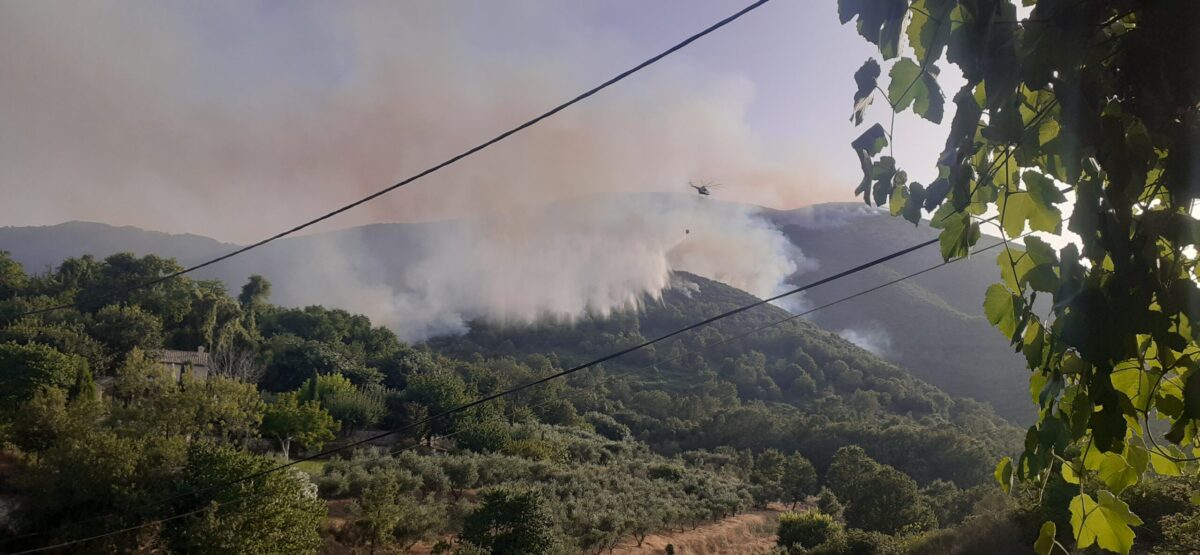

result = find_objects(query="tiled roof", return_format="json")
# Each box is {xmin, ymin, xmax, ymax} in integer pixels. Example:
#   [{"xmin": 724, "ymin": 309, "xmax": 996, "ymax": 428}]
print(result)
[{"xmin": 156, "ymin": 349, "xmax": 211, "ymax": 366}]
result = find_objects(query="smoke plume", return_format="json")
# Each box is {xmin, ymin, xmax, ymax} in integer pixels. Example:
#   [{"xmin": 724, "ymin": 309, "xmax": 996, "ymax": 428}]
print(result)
[
  {"xmin": 836, "ymin": 324, "xmax": 894, "ymax": 356},
  {"xmin": 241, "ymin": 195, "xmax": 809, "ymax": 341},
  {"xmin": 1, "ymin": 2, "xmax": 829, "ymax": 339}
]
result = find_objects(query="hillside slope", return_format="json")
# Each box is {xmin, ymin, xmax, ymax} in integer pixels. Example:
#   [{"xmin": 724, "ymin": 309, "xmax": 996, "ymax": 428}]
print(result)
[
  {"xmin": 428, "ymin": 271, "xmax": 1018, "ymax": 485},
  {"xmin": 0, "ymin": 200, "xmax": 1032, "ymax": 422},
  {"xmin": 766, "ymin": 204, "xmax": 1031, "ymax": 422}
]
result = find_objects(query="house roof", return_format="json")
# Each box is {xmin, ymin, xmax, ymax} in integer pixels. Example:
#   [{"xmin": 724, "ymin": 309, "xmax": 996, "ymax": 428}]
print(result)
[{"xmin": 156, "ymin": 349, "xmax": 210, "ymax": 367}]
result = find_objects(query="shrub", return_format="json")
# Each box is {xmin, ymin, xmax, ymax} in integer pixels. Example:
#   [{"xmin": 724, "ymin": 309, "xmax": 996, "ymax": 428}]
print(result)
[
  {"xmin": 810, "ymin": 528, "xmax": 900, "ymax": 555},
  {"xmin": 778, "ymin": 510, "xmax": 840, "ymax": 549}
]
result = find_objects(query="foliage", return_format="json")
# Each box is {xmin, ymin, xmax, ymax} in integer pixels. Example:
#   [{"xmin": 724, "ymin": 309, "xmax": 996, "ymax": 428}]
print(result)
[
  {"xmin": 0, "ymin": 251, "xmax": 26, "ymax": 300},
  {"xmin": 817, "ymin": 488, "xmax": 846, "ymax": 522},
  {"xmin": 323, "ymin": 385, "xmax": 388, "ymax": 432},
  {"xmin": 778, "ymin": 510, "xmax": 841, "ymax": 549},
  {"xmin": 460, "ymin": 487, "xmax": 558, "ymax": 555},
  {"xmin": 0, "ymin": 341, "xmax": 85, "ymax": 410},
  {"xmin": 841, "ymin": 1, "xmax": 1200, "ymax": 552},
  {"xmin": 164, "ymin": 443, "xmax": 326, "ymax": 555},
  {"xmin": 261, "ymin": 392, "xmax": 339, "ymax": 459},
  {"xmin": 826, "ymin": 446, "xmax": 936, "ymax": 534},
  {"xmin": 87, "ymin": 303, "xmax": 165, "ymax": 356}
]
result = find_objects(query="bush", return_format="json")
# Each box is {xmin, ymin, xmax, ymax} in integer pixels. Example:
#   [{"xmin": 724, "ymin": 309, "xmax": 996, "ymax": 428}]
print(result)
[
  {"xmin": 585, "ymin": 411, "xmax": 631, "ymax": 441},
  {"xmin": 817, "ymin": 488, "xmax": 845, "ymax": 521},
  {"xmin": 810, "ymin": 528, "xmax": 901, "ymax": 555},
  {"xmin": 778, "ymin": 510, "xmax": 840, "ymax": 549}
]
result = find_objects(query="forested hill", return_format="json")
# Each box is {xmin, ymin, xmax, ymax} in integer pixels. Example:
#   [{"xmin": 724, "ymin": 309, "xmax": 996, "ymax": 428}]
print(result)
[
  {"xmin": 0, "ymin": 201, "xmax": 1033, "ymax": 423},
  {"xmin": 765, "ymin": 204, "xmax": 1031, "ymax": 423},
  {"xmin": 429, "ymin": 271, "xmax": 1019, "ymax": 484}
]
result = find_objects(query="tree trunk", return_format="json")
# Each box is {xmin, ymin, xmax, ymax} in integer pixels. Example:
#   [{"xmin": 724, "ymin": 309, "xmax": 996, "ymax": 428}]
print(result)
[{"xmin": 280, "ymin": 437, "xmax": 291, "ymax": 461}]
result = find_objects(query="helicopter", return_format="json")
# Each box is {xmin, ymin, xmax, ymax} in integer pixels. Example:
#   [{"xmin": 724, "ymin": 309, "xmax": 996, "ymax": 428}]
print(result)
[{"xmin": 688, "ymin": 180, "xmax": 721, "ymax": 197}]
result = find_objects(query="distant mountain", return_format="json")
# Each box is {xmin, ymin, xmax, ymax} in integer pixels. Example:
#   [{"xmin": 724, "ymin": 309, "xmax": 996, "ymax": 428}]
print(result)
[
  {"xmin": 0, "ymin": 221, "xmax": 238, "ymax": 274},
  {"xmin": 0, "ymin": 200, "xmax": 1032, "ymax": 423}
]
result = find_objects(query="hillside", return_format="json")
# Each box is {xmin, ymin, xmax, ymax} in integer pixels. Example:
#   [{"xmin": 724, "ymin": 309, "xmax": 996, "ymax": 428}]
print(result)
[
  {"xmin": 0, "ymin": 200, "xmax": 1032, "ymax": 422},
  {"xmin": 0, "ymin": 244, "xmax": 1024, "ymax": 554},
  {"xmin": 765, "ymin": 204, "xmax": 1031, "ymax": 422},
  {"xmin": 428, "ymin": 271, "xmax": 1019, "ymax": 484}
]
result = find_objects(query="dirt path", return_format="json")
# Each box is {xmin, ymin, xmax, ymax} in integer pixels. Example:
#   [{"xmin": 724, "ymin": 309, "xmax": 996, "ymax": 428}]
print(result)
[{"xmin": 608, "ymin": 508, "xmax": 782, "ymax": 555}]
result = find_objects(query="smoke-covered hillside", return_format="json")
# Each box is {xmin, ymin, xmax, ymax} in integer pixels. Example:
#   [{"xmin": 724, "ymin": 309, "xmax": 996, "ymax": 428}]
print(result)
[{"xmin": 0, "ymin": 198, "xmax": 1030, "ymax": 422}]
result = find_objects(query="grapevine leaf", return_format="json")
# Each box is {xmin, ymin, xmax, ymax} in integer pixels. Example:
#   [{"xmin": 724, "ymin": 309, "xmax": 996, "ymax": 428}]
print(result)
[
  {"xmin": 995, "ymin": 456, "xmax": 1014, "ymax": 494},
  {"xmin": 1069, "ymin": 491, "xmax": 1142, "ymax": 555},
  {"xmin": 1034, "ymin": 521, "xmax": 1056, "ymax": 555},
  {"xmin": 939, "ymin": 213, "xmax": 979, "ymax": 260},
  {"xmin": 906, "ymin": 0, "xmax": 952, "ymax": 62},
  {"xmin": 887, "ymin": 58, "xmax": 944, "ymax": 123},
  {"xmin": 1000, "ymin": 173, "xmax": 1065, "ymax": 237},
  {"xmin": 851, "ymin": 123, "xmax": 888, "ymax": 156},
  {"xmin": 837, "ymin": 0, "xmax": 907, "ymax": 59},
  {"xmin": 851, "ymin": 59, "xmax": 881, "ymax": 125},
  {"xmin": 1096, "ymin": 452, "xmax": 1138, "ymax": 494},
  {"xmin": 1149, "ymin": 447, "xmax": 1183, "ymax": 476},
  {"xmin": 984, "ymin": 284, "xmax": 1023, "ymax": 341}
]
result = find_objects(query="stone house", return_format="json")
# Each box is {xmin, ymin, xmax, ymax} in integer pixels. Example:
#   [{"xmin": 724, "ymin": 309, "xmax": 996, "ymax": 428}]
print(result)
[{"xmin": 156, "ymin": 346, "xmax": 211, "ymax": 381}]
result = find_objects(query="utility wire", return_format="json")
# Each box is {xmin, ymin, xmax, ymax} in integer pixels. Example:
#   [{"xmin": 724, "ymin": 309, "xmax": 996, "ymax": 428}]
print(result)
[
  {"xmin": 7, "ymin": 0, "xmax": 771, "ymax": 321},
  {"xmin": 13, "ymin": 233, "xmax": 1021, "ymax": 555}
]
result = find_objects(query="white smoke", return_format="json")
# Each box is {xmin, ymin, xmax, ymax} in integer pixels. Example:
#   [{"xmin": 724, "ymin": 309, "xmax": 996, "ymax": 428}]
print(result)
[
  {"xmin": 245, "ymin": 195, "xmax": 809, "ymax": 341},
  {"xmin": 837, "ymin": 323, "xmax": 893, "ymax": 356}
]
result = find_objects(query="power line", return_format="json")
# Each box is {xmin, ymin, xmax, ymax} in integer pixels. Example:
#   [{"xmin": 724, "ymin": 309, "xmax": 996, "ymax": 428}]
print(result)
[
  {"xmin": 7, "ymin": 0, "xmax": 772, "ymax": 320},
  {"xmin": 14, "ymin": 232, "xmax": 1021, "ymax": 554}
]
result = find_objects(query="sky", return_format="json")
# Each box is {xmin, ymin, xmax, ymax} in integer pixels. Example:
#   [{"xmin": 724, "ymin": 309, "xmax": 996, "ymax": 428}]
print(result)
[{"xmin": 0, "ymin": 0, "xmax": 956, "ymax": 244}]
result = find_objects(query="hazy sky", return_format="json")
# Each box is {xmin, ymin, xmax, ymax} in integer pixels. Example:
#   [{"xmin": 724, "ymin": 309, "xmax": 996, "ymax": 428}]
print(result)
[{"xmin": 0, "ymin": 1, "xmax": 953, "ymax": 243}]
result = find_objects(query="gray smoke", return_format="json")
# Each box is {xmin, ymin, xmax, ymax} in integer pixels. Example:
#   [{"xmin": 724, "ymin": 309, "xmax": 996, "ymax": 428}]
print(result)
[
  {"xmin": 836, "ymin": 323, "xmax": 893, "ymax": 356},
  {"xmin": 250, "ymin": 195, "xmax": 811, "ymax": 341}
]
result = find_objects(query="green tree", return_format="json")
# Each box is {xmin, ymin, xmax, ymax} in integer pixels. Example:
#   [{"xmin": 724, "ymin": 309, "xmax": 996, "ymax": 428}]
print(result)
[
  {"xmin": 840, "ymin": 1, "xmax": 1200, "ymax": 552},
  {"xmin": 778, "ymin": 510, "xmax": 840, "ymax": 550},
  {"xmin": 261, "ymin": 392, "xmax": 339, "ymax": 460},
  {"xmin": 8, "ymin": 386, "xmax": 104, "ymax": 454},
  {"xmin": 0, "ymin": 250, "xmax": 27, "ymax": 300},
  {"xmin": 350, "ymin": 477, "xmax": 407, "ymax": 554},
  {"xmin": 262, "ymin": 336, "xmax": 380, "ymax": 391},
  {"xmin": 108, "ymin": 349, "xmax": 264, "ymax": 443},
  {"xmin": 460, "ymin": 488, "xmax": 557, "ymax": 555},
  {"xmin": 392, "ymin": 497, "xmax": 446, "ymax": 552},
  {"xmin": 323, "ymin": 385, "xmax": 388, "ymax": 432},
  {"xmin": 456, "ymin": 416, "xmax": 513, "ymax": 453},
  {"xmin": 87, "ymin": 303, "xmax": 165, "ymax": 355},
  {"xmin": 402, "ymin": 369, "xmax": 471, "ymax": 438},
  {"xmin": 0, "ymin": 341, "xmax": 85, "ymax": 409},
  {"xmin": 0, "ymin": 320, "xmax": 111, "ymax": 374},
  {"xmin": 816, "ymin": 488, "xmax": 845, "ymax": 522},
  {"xmin": 79, "ymin": 253, "xmax": 194, "ymax": 324},
  {"xmin": 238, "ymin": 274, "xmax": 272, "ymax": 308},
  {"xmin": 165, "ymin": 443, "xmax": 326, "ymax": 555},
  {"xmin": 825, "ymin": 446, "xmax": 935, "ymax": 534},
  {"xmin": 781, "ymin": 452, "xmax": 819, "ymax": 509}
]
